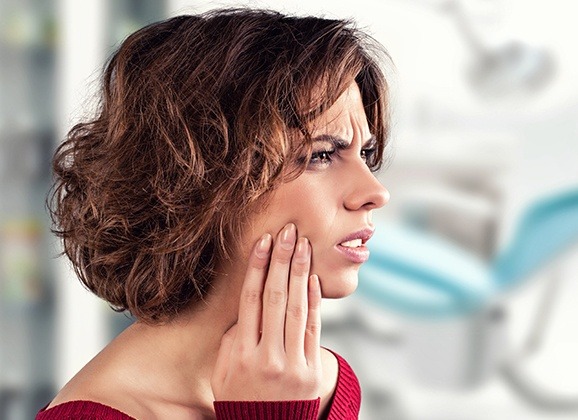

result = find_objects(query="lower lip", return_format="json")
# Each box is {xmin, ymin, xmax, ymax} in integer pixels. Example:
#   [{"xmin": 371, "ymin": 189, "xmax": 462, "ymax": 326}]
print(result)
[{"xmin": 335, "ymin": 244, "xmax": 370, "ymax": 264}]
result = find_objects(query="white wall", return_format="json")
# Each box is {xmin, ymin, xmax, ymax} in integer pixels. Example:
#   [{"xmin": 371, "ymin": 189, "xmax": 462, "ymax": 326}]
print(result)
[
  {"xmin": 162, "ymin": 2, "xmax": 578, "ymax": 419},
  {"xmin": 53, "ymin": 1, "xmax": 578, "ymax": 418}
]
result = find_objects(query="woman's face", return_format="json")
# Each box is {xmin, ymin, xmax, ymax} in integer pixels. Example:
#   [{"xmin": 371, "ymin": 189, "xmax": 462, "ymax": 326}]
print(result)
[{"xmin": 244, "ymin": 81, "xmax": 389, "ymax": 298}]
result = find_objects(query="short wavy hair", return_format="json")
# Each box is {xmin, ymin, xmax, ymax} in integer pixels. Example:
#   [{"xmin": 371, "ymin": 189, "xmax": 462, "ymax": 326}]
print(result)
[{"xmin": 49, "ymin": 8, "xmax": 392, "ymax": 323}]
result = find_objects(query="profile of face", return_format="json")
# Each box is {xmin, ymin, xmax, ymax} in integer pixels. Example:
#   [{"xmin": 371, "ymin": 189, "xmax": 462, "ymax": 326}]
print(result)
[{"xmin": 243, "ymin": 81, "xmax": 390, "ymax": 298}]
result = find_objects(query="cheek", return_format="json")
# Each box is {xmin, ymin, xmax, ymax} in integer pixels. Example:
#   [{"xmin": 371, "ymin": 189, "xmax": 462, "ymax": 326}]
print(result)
[
  {"xmin": 287, "ymin": 202, "xmax": 339, "ymax": 261},
  {"xmin": 251, "ymin": 180, "xmax": 358, "ymax": 298},
  {"xmin": 268, "ymin": 180, "xmax": 334, "ymax": 233},
  {"xmin": 257, "ymin": 175, "xmax": 341, "ymax": 265},
  {"xmin": 274, "ymin": 180, "xmax": 340, "ymax": 258}
]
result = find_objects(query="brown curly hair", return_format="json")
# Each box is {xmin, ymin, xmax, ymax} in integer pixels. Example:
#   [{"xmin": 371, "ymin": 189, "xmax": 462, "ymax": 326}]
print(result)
[{"xmin": 49, "ymin": 8, "xmax": 392, "ymax": 323}]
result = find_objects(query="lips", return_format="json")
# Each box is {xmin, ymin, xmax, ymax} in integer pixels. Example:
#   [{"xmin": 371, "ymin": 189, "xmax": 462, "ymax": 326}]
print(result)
[
  {"xmin": 335, "ymin": 228, "xmax": 374, "ymax": 263},
  {"xmin": 338, "ymin": 228, "xmax": 374, "ymax": 247}
]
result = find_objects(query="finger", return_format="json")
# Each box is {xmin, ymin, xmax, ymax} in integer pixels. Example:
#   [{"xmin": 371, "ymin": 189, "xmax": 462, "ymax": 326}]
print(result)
[
  {"xmin": 285, "ymin": 237, "xmax": 311, "ymax": 360},
  {"xmin": 212, "ymin": 323, "xmax": 238, "ymax": 392},
  {"xmin": 237, "ymin": 233, "xmax": 272, "ymax": 346},
  {"xmin": 261, "ymin": 223, "xmax": 296, "ymax": 350},
  {"xmin": 304, "ymin": 274, "xmax": 322, "ymax": 367}
]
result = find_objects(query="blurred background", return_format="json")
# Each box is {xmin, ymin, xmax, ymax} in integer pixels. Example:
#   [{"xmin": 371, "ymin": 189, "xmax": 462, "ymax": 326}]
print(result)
[{"xmin": 0, "ymin": 0, "xmax": 576, "ymax": 419}]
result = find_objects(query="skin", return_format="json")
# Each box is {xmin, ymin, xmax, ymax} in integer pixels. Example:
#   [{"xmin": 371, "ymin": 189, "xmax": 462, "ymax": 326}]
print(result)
[
  {"xmin": 238, "ymin": 81, "xmax": 390, "ymax": 298},
  {"xmin": 46, "ymin": 82, "xmax": 389, "ymax": 419}
]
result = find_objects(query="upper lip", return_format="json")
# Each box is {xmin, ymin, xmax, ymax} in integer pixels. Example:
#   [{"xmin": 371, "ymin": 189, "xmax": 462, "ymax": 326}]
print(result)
[{"xmin": 337, "ymin": 227, "xmax": 375, "ymax": 245}]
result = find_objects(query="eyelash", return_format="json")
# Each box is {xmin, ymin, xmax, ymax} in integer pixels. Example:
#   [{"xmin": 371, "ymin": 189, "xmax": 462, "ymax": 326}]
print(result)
[
  {"xmin": 308, "ymin": 147, "xmax": 377, "ymax": 167},
  {"xmin": 360, "ymin": 147, "xmax": 377, "ymax": 163},
  {"xmin": 309, "ymin": 149, "xmax": 335, "ymax": 165}
]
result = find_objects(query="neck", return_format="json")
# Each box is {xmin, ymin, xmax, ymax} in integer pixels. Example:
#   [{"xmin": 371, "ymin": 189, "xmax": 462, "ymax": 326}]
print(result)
[{"xmin": 117, "ymin": 264, "xmax": 245, "ymax": 415}]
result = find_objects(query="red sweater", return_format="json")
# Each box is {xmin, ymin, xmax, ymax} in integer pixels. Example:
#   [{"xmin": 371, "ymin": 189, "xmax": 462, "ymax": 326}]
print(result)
[{"xmin": 36, "ymin": 351, "xmax": 360, "ymax": 419}]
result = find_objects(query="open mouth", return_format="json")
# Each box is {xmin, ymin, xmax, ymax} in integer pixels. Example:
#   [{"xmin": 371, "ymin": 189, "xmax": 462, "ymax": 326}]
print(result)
[
  {"xmin": 335, "ymin": 229, "xmax": 373, "ymax": 264},
  {"xmin": 339, "ymin": 238, "xmax": 363, "ymax": 248}
]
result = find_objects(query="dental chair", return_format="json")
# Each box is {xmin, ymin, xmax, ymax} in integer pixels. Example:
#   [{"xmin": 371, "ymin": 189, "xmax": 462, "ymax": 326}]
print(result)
[{"xmin": 358, "ymin": 187, "xmax": 578, "ymax": 411}]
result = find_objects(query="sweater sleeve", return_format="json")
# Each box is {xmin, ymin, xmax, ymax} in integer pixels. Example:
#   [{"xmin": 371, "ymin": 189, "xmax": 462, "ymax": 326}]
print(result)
[
  {"xmin": 213, "ymin": 350, "xmax": 361, "ymax": 420},
  {"xmin": 214, "ymin": 398, "xmax": 320, "ymax": 419},
  {"xmin": 35, "ymin": 400, "xmax": 135, "ymax": 420}
]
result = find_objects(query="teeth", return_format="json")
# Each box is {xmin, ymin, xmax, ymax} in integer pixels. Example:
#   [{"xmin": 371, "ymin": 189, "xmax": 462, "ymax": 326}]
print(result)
[{"xmin": 340, "ymin": 239, "xmax": 362, "ymax": 248}]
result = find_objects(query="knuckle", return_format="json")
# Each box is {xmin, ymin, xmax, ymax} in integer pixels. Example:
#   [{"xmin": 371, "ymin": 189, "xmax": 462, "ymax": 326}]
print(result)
[
  {"xmin": 287, "ymin": 303, "xmax": 306, "ymax": 321},
  {"xmin": 291, "ymin": 263, "xmax": 309, "ymax": 277},
  {"xmin": 266, "ymin": 288, "xmax": 287, "ymax": 306},
  {"xmin": 306, "ymin": 321, "xmax": 321, "ymax": 336},
  {"xmin": 308, "ymin": 297, "xmax": 321, "ymax": 310},
  {"xmin": 295, "ymin": 367, "xmax": 311, "ymax": 382},
  {"xmin": 250, "ymin": 253, "xmax": 270, "ymax": 269},
  {"xmin": 263, "ymin": 358, "xmax": 284, "ymax": 378},
  {"xmin": 289, "ymin": 369, "xmax": 319, "ymax": 393},
  {"xmin": 297, "ymin": 371, "xmax": 313, "ymax": 387},
  {"xmin": 271, "ymin": 247, "xmax": 293, "ymax": 265},
  {"xmin": 286, "ymin": 369, "xmax": 303, "ymax": 384},
  {"xmin": 231, "ymin": 349, "xmax": 252, "ymax": 370},
  {"xmin": 242, "ymin": 289, "xmax": 261, "ymax": 304}
]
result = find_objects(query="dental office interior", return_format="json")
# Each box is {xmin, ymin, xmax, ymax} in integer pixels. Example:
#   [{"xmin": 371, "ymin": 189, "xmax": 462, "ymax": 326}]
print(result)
[{"xmin": 1, "ymin": 0, "xmax": 577, "ymax": 418}]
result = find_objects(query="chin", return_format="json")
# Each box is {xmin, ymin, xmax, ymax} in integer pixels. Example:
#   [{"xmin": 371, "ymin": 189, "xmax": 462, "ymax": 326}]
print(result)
[{"xmin": 318, "ymin": 272, "xmax": 358, "ymax": 299}]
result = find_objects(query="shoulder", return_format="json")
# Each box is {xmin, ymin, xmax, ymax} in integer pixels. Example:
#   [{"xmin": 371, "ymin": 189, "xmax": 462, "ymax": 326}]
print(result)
[
  {"xmin": 41, "ymin": 373, "xmax": 149, "ymax": 420},
  {"xmin": 37, "ymin": 400, "xmax": 135, "ymax": 420},
  {"xmin": 41, "ymin": 338, "xmax": 155, "ymax": 419},
  {"xmin": 321, "ymin": 348, "xmax": 361, "ymax": 420}
]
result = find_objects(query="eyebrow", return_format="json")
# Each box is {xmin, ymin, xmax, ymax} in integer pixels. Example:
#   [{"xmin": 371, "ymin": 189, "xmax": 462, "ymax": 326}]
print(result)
[{"xmin": 312, "ymin": 134, "xmax": 377, "ymax": 149}]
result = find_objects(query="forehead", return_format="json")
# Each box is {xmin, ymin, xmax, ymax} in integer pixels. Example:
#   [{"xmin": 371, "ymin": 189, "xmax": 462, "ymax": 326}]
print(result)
[{"xmin": 308, "ymin": 82, "xmax": 370, "ymax": 140}]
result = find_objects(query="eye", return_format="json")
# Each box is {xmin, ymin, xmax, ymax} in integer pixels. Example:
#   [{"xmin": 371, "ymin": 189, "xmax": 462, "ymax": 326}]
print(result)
[
  {"xmin": 360, "ymin": 147, "xmax": 376, "ymax": 164},
  {"xmin": 309, "ymin": 149, "xmax": 335, "ymax": 166}
]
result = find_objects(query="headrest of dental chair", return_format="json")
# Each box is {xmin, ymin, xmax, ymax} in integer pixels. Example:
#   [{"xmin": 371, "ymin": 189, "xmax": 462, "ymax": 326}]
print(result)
[
  {"xmin": 359, "ymin": 188, "xmax": 578, "ymax": 319},
  {"xmin": 359, "ymin": 222, "xmax": 494, "ymax": 318},
  {"xmin": 493, "ymin": 188, "xmax": 578, "ymax": 287}
]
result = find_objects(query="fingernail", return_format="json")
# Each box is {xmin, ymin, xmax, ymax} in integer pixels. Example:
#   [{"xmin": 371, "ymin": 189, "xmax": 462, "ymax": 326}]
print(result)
[
  {"xmin": 294, "ymin": 237, "xmax": 310, "ymax": 263},
  {"xmin": 280, "ymin": 223, "xmax": 296, "ymax": 250},
  {"xmin": 309, "ymin": 274, "xmax": 321, "ymax": 294},
  {"xmin": 255, "ymin": 233, "xmax": 272, "ymax": 258}
]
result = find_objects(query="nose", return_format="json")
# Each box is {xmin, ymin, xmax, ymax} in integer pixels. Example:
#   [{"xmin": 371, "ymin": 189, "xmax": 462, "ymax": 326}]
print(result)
[{"xmin": 343, "ymin": 162, "xmax": 390, "ymax": 211}]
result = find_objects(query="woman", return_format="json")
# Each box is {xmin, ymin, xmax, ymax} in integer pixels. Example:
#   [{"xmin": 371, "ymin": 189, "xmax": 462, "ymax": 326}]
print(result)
[{"xmin": 37, "ymin": 8, "xmax": 391, "ymax": 419}]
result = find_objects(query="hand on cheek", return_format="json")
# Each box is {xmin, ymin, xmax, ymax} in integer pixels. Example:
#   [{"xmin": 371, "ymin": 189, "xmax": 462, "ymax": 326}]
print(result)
[{"xmin": 211, "ymin": 223, "xmax": 322, "ymax": 401}]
